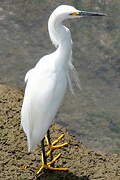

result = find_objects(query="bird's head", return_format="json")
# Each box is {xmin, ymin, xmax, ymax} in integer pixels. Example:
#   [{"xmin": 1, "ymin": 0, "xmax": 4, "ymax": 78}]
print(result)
[
  {"xmin": 48, "ymin": 5, "xmax": 106, "ymax": 47},
  {"xmin": 52, "ymin": 5, "xmax": 106, "ymax": 21}
]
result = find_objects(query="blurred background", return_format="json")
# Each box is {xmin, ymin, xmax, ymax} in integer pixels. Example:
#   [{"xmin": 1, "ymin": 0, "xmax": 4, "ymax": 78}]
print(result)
[{"xmin": 0, "ymin": 0, "xmax": 120, "ymax": 152}]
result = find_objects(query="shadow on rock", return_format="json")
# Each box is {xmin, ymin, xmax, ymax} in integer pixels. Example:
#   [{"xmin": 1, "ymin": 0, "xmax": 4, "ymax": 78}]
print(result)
[{"xmin": 36, "ymin": 170, "xmax": 89, "ymax": 180}]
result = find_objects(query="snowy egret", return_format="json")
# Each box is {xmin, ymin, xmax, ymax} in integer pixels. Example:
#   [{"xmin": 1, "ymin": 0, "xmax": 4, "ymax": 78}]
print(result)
[{"xmin": 21, "ymin": 5, "xmax": 106, "ymax": 174}]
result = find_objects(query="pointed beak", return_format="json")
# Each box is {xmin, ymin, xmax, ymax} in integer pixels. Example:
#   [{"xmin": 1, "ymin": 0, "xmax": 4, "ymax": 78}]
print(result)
[{"xmin": 77, "ymin": 11, "xmax": 107, "ymax": 17}]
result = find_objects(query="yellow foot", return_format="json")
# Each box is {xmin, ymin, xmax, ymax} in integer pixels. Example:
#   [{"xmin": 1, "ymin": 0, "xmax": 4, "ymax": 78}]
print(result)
[
  {"xmin": 46, "ymin": 134, "xmax": 68, "ymax": 156},
  {"xmin": 36, "ymin": 153, "xmax": 68, "ymax": 175}
]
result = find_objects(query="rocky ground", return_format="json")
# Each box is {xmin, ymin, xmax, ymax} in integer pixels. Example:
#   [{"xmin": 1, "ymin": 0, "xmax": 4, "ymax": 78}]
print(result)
[{"xmin": 0, "ymin": 84, "xmax": 120, "ymax": 180}]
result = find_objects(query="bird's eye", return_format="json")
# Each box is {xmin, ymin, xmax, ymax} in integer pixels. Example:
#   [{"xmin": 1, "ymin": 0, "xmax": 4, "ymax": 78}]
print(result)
[{"xmin": 69, "ymin": 12, "xmax": 80, "ymax": 16}]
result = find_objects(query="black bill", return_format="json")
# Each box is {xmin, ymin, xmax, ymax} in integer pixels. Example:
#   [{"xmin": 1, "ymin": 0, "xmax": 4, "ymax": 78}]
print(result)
[{"xmin": 78, "ymin": 11, "xmax": 107, "ymax": 16}]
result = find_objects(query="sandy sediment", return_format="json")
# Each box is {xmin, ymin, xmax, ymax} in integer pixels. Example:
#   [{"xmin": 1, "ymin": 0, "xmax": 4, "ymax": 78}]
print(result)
[{"xmin": 0, "ymin": 84, "xmax": 120, "ymax": 180}]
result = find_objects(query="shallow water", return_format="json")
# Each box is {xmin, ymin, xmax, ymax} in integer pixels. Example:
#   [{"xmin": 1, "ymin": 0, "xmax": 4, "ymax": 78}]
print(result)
[{"xmin": 0, "ymin": 0, "xmax": 120, "ymax": 152}]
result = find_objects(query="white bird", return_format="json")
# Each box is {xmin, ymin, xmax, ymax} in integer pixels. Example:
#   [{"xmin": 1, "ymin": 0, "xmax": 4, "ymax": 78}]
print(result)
[{"xmin": 21, "ymin": 5, "xmax": 106, "ymax": 174}]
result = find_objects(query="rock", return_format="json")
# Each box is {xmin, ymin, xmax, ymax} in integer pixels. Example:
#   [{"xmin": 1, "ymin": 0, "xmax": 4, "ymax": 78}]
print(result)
[{"xmin": 0, "ymin": 84, "xmax": 120, "ymax": 180}]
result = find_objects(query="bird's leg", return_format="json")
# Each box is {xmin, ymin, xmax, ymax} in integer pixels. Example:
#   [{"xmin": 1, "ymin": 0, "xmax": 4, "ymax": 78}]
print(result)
[
  {"xmin": 46, "ymin": 129, "xmax": 68, "ymax": 156},
  {"xmin": 45, "ymin": 129, "xmax": 53, "ymax": 161},
  {"xmin": 36, "ymin": 138, "xmax": 68, "ymax": 175},
  {"xmin": 36, "ymin": 138, "xmax": 47, "ymax": 174}
]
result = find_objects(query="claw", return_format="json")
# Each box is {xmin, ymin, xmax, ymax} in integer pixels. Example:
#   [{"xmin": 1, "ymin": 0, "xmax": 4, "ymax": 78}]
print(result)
[
  {"xmin": 36, "ymin": 164, "xmax": 68, "ymax": 174},
  {"xmin": 46, "ymin": 143, "xmax": 68, "ymax": 156},
  {"xmin": 52, "ymin": 134, "xmax": 65, "ymax": 145},
  {"xmin": 47, "ymin": 153, "xmax": 61, "ymax": 165},
  {"xmin": 36, "ymin": 132, "xmax": 68, "ymax": 175},
  {"xmin": 45, "ymin": 133, "xmax": 68, "ymax": 156},
  {"xmin": 36, "ymin": 153, "xmax": 68, "ymax": 175}
]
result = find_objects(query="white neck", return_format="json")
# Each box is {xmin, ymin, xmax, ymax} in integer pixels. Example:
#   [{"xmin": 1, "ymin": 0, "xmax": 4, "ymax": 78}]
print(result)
[
  {"xmin": 48, "ymin": 13, "xmax": 72, "ymax": 68},
  {"xmin": 48, "ymin": 13, "xmax": 72, "ymax": 48}
]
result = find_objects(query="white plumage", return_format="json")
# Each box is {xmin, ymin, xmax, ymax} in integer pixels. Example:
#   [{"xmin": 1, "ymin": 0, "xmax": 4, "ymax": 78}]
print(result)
[
  {"xmin": 21, "ymin": 5, "xmax": 106, "ymax": 152},
  {"xmin": 21, "ymin": 52, "xmax": 68, "ymax": 151}
]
